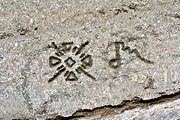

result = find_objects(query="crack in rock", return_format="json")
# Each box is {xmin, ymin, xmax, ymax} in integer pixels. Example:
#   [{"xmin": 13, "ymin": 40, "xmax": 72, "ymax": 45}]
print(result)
[{"xmin": 47, "ymin": 91, "xmax": 180, "ymax": 120}]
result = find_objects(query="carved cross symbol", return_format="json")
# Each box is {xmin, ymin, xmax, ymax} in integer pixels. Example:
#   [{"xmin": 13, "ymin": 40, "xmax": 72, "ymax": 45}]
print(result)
[{"xmin": 48, "ymin": 41, "xmax": 95, "ymax": 82}]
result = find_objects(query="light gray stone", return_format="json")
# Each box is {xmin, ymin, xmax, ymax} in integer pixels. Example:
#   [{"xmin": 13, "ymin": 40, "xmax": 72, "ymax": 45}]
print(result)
[
  {"xmin": 0, "ymin": 0, "xmax": 180, "ymax": 119},
  {"xmin": 80, "ymin": 99, "xmax": 180, "ymax": 120}
]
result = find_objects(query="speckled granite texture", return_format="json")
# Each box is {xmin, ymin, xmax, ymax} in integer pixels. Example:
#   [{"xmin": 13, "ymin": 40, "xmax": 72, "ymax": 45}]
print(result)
[{"xmin": 0, "ymin": 0, "xmax": 180, "ymax": 119}]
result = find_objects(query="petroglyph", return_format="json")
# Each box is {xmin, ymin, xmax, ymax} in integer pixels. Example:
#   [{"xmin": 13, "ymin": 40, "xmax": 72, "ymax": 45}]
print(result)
[
  {"xmin": 48, "ymin": 41, "xmax": 95, "ymax": 82},
  {"xmin": 109, "ymin": 41, "xmax": 154, "ymax": 69}
]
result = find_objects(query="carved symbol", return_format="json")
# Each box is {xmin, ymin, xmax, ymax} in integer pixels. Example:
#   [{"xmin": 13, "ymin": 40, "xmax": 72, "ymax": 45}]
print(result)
[
  {"xmin": 109, "ymin": 41, "xmax": 154, "ymax": 69},
  {"xmin": 65, "ymin": 57, "xmax": 76, "ymax": 68},
  {"xmin": 49, "ymin": 56, "xmax": 61, "ymax": 67},
  {"xmin": 66, "ymin": 71, "xmax": 78, "ymax": 81},
  {"xmin": 48, "ymin": 41, "xmax": 95, "ymax": 82},
  {"xmin": 81, "ymin": 55, "xmax": 93, "ymax": 67}
]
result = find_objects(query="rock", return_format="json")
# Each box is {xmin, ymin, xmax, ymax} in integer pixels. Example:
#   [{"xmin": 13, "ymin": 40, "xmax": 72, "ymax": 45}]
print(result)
[
  {"xmin": 0, "ymin": 0, "xmax": 179, "ymax": 119},
  {"xmin": 80, "ymin": 99, "xmax": 180, "ymax": 120}
]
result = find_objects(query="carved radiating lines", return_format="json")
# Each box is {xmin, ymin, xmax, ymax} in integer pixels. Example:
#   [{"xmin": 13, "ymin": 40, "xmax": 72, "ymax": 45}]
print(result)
[
  {"xmin": 48, "ymin": 40, "xmax": 154, "ymax": 82},
  {"xmin": 48, "ymin": 41, "xmax": 95, "ymax": 82}
]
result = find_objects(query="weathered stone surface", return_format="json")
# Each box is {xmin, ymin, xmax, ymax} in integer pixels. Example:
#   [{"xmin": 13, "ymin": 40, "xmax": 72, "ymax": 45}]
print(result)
[
  {"xmin": 0, "ymin": 0, "xmax": 180, "ymax": 119},
  {"xmin": 80, "ymin": 99, "xmax": 180, "ymax": 120}
]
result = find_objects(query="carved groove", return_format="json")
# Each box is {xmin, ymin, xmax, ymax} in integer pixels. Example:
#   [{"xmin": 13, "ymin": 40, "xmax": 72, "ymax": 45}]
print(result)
[
  {"xmin": 109, "ymin": 41, "xmax": 154, "ymax": 69},
  {"xmin": 118, "ymin": 41, "xmax": 154, "ymax": 64},
  {"xmin": 48, "ymin": 41, "xmax": 95, "ymax": 82}
]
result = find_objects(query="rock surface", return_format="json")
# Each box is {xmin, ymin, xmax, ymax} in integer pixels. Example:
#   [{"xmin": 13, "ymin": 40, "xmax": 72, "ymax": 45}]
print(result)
[
  {"xmin": 0, "ymin": 0, "xmax": 180, "ymax": 119},
  {"xmin": 80, "ymin": 99, "xmax": 180, "ymax": 120}
]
